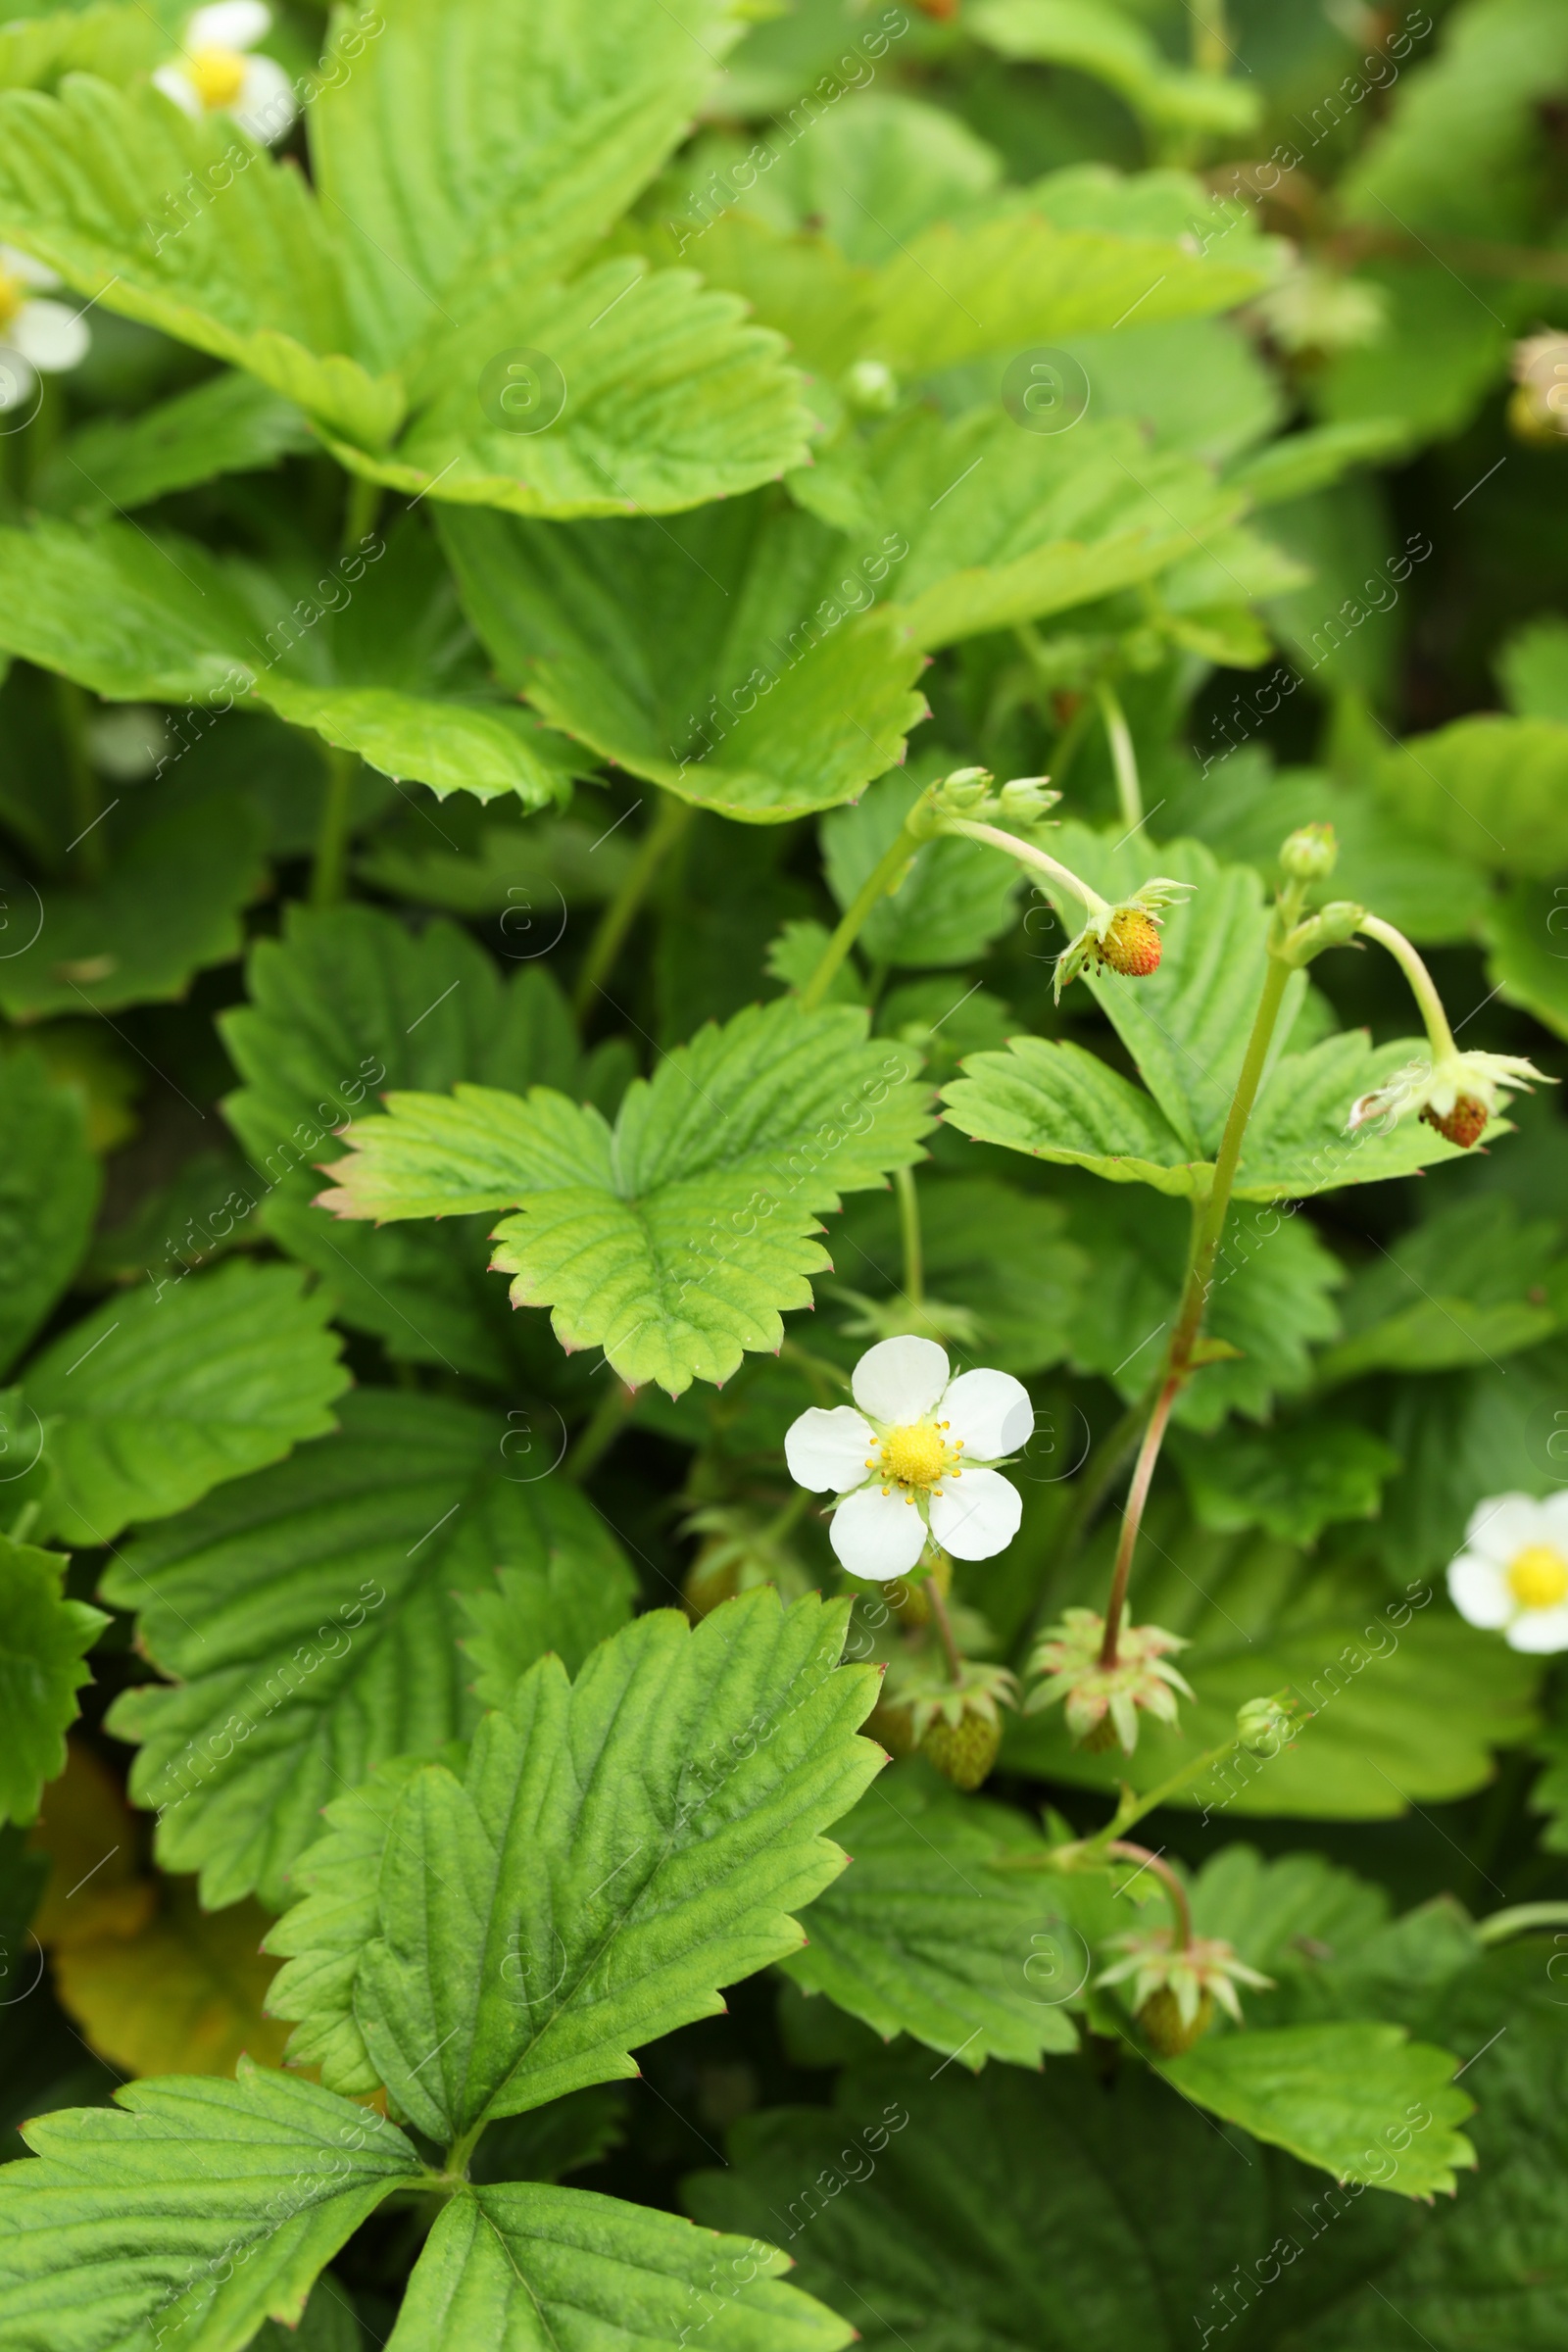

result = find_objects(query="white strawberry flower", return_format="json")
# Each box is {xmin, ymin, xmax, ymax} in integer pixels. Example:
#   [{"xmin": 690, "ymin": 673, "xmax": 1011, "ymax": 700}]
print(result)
[
  {"xmin": 1448, "ymin": 1492, "xmax": 1568, "ymax": 1653},
  {"xmin": 0, "ymin": 247, "xmax": 89, "ymax": 411},
  {"xmin": 785, "ymin": 1334, "xmax": 1032, "ymax": 1581},
  {"xmin": 154, "ymin": 3, "xmax": 297, "ymax": 145}
]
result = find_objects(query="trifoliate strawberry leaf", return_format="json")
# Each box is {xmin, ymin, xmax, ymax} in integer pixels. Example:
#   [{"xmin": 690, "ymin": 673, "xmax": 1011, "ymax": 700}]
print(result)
[
  {"xmin": 439, "ymin": 500, "xmax": 927, "ymax": 823},
  {"xmin": 23, "ymin": 1259, "xmax": 348, "ymax": 1546},
  {"xmin": 0, "ymin": 1048, "xmax": 98, "ymax": 1378},
  {"xmin": 329, "ymin": 262, "xmax": 814, "ymax": 520},
  {"xmin": 0, "ymin": 77, "xmax": 405, "ymax": 447},
  {"xmin": 0, "ymin": 1535, "xmax": 104, "ymax": 1828},
  {"xmin": 317, "ymin": 997, "xmax": 932, "ymax": 1394},
  {"xmin": 1059, "ymin": 1180, "xmax": 1343, "ymax": 1431},
  {"xmin": 266, "ymin": 1592, "xmax": 882, "ymax": 2136},
  {"xmin": 52, "ymin": 1885, "xmax": 291, "ymax": 2081},
  {"xmin": 310, "ymin": 0, "xmax": 753, "ymax": 375},
  {"xmin": 0, "ymin": 782, "xmax": 266, "ymax": 1022},
  {"xmin": 1377, "ymin": 714, "xmax": 1568, "ymax": 878},
  {"xmin": 390, "ymin": 2180, "xmax": 853, "ymax": 2352},
  {"xmin": 0, "ymin": 516, "xmax": 578, "ymax": 809},
  {"xmin": 1319, "ymin": 1196, "xmax": 1566, "ymax": 1382},
  {"xmin": 1170, "ymin": 1414, "xmax": 1401, "ymax": 1544},
  {"xmin": 101, "ymin": 1390, "xmax": 632, "ymax": 1911},
  {"xmin": 1482, "ymin": 878, "xmax": 1568, "ymax": 1042},
  {"xmin": 37, "ymin": 370, "xmax": 312, "ymax": 518},
  {"xmin": 0, "ymin": 2061, "xmax": 422, "ymax": 2351},
  {"xmin": 220, "ymin": 903, "xmax": 588, "ymax": 1382},
  {"xmin": 1006, "ymin": 1500, "xmax": 1539, "ymax": 1815},
  {"xmin": 779, "ymin": 1762, "xmax": 1079, "ymax": 2069},
  {"xmin": 1160, "ymin": 2024, "xmax": 1474, "ymax": 2196},
  {"xmin": 821, "ymin": 770, "xmax": 1021, "ymax": 967},
  {"xmin": 847, "ymin": 414, "xmax": 1247, "ymax": 651}
]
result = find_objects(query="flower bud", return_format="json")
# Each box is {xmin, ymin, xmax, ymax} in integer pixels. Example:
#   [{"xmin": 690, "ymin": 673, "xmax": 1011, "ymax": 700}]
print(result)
[
  {"xmin": 1280, "ymin": 822, "xmax": 1338, "ymax": 880},
  {"xmin": 841, "ymin": 358, "xmax": 899, "ymax": 416},
  {"xmin": 997, "ymin": 775, "xmax": 1058, "ymax": 825},
  {"xmin": 1236, "ymin": 1694, "xmax": 1292, "ymax": 1755},
  {"xmin": 936, "ymin": 765, "xmax": 993, "ymax": 811}
]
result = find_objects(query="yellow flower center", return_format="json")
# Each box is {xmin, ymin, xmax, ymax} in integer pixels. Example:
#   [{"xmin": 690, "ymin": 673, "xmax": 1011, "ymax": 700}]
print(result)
[
  {"xmin": 188, "ymin": 45, "xmax": 250, "ymax": 109},
  {"xmin": 871, "ymin": 1420, "xmax": 963, "ymax": 1495},
  {"xmin": 1507, "ymin": 1544, "xmax": 1568, "ymax": 1611},
  {"xmin": 0, "ymin": 270, "xmax": 22, "ymax": 331}
]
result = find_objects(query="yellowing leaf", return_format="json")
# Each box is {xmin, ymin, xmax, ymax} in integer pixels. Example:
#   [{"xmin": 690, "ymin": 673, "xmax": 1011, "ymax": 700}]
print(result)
[{"xmin": 53, "ymin": 1883, "xmax": 291, "ymax": 2080}]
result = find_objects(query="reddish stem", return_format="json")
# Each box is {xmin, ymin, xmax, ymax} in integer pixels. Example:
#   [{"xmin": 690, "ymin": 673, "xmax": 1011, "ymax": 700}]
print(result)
[
  {"xmin": 1106, "ymin": 1838, "xmax": 1192, "ymax": 1951},
  {"xmin": 1099, "ymin": 1374, "xmax": 1180, "ymax": 1667}
]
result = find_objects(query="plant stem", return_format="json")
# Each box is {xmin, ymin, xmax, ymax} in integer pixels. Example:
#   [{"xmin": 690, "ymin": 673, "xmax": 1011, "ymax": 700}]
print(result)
[
  {"xmin": 311, "ymin": 745, "xmax": 359, "ymax": 906},
  {"xmin": 564, "ymin": 1376, "xmax": 635, "ymax": 1483},
  {"xmin": 1095, "ymin": 681, "xmax": 1142, "ymax": 831},
  {"xmin": 894, "ymin": 1163, "xmax": 923, "ymax": 1305},
  {"xmin": 572, "ymin": 793, "xmax": 693, "ymax": 1020},
  {"xmin": 800, "ymin": 810, "xmax": 926, "ymax": 1012},
  {"xmin": 1094, "ymin": 1738, "xmax": 1243, "ymax": 1842},
  {"xmin": 1358, "ymin": 913, "xmax": 1457, "ymax": 1058},
  {"xmin": 1099, "ymin": 935, "xmax": 1298, "ymax": 1664},
  {"xmin": 341, "ymin": 470, "xmax": 383, "ymax": 555},
  {"xmin": 1475, "ymin": 1900, "xmax": 1568, "ymax": 1946},
  {"xmin": 942, "ymin": 817, "xmax": 1108, "ymax": 916},
  {"xmin": 442, "ymin": 2120, "xmax": 486, "ymax": 2179},
  {"xmin": 1189, "ymin": 0, "xmax": 1229, "ymax": 74},
  {"xmin": 926, "ymin": 1568, "xmax": 965, "ymax": 1686},
  {"xmin": 54, "ymin": 675, "xmax": 105, "ymax": 880},
  {"xmin": 778, "ymin": 1340, "xmax": 854, "ymax": 1399},
  {"xmin": 1106, "ymin": 1838, "xmax": 1192, "ymax": 1950}
]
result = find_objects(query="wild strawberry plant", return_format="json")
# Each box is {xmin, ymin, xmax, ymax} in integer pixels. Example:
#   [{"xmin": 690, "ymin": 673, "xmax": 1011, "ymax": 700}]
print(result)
[{"xmin": 1, "ymin": 1, "xmax": 1568, "ymax": 2346}]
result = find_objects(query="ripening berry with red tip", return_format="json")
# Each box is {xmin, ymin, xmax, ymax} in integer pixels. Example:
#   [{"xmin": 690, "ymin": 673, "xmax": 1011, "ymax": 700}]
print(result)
[{"xmin": 1095, "ymin": 906, "xmax": 1162, "ymax": 977}]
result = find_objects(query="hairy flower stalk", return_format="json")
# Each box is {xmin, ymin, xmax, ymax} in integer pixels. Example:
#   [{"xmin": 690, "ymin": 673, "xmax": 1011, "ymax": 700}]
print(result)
[{"xmin": 1348, "ymin": 912, "xmax": 1551, "ymax": 1146}]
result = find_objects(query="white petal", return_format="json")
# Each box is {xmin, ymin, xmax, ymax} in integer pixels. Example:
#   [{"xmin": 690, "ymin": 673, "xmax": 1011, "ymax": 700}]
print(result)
[
  {"xmin": 829, "ymin": 1484, "xmax": 928, "ymax": 1582},
  {"xmin": 1539, "ymin": 1492, "xmax": 1568, "ymax": 1547},
  {"xmin": 852, "ymin": 1334, "xmax": 949, "ymax": 1426},
  {"xmin": 10, "ymin": 298, "xmax": 88, "ymax": 372},
  {"xmin": 784, "ymin": 1406, "xmax": 875, "ymax": 1494},
  {"xmin": 0, "ymin": 347, "xmax": 36, "ymax": 411},
  {"xmin": 232, "ymin": 52, "xmax": 297, "ymax": 143},
  {"xmin": 929, "ymin": 1466, "xmax": 1022, "ymax": 1561},
  {"xmin": 0, "ymin": 246, "xmax": 59, "ymax": 290},
  {"xmin": 1464, "ymin": 1493, "xmax": 1547, "ymax": 1565},
  {"xmin": 940, "ymin": 1367, "xmax": 1033, "ymax": 1461},
  {"xmin": 152, "ymin": 63, "xmax": 204, "ymax": 118},
  {"xmin": 1447, "ymin": 1552, "xmax": 1512, "ymax": 1630},
  {"xmin": 188, "ymin": 0, "xmax": 271, "ymax": 47},
  {"xmin": 1506, "ymin": 1604, "xmax": 1568, "ymax": 1654}
]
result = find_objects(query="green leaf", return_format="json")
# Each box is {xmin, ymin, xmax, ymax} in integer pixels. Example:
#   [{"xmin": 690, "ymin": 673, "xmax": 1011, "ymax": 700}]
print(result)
[
  {"xmin": 1373, "ymin": 1345, "xmax": 1568, "ymax": 1581},
  {"xmin": 971, "ymin": 0, "xmax": 1260, "ymax": 137},
  {"xmin": 1227, "ymin": 418, "xmax": 1414, "ymax": 507},
  {"xmin": 220, "ymin": 903, "xmax": 587, "ymax": 1381},
  {"xmin": 0, "ymin": 783, "xmax": 265, "ymax": 1022},
  {"xmin": 1378, "ymin": 715, "xmax": 1568, "ymax": 878},
  {"xmin": 942, "ymin": 1037, "xmax": 1201, "ymax": 1196},
  {"xmin": 0, "ymin": 2060, "xmax": 421, "ymax": 2351},
  {"xmin": 821, "ymin": 769, "xmax": 1020, "ymax": 967},
  {"xmin": 37, "ymin": 370, "xmax": 312, "ymax": 518},
  {"xmin": 1482, "ymin": 878, "xmax": 1568, "ymax": 1041},
  {"xmin": 102, "ymin": 1390, "xmax": 633, "ymax": 1911},
  {"xmin": 1155, "ymin": 753, "xmax": 1490, "ymax": 945},
  {"xmin": 23, "ymin": 1258, "xmax": 348, "ymax": 1546},
  {"xmin": 779, "ymin": 1761, "xmax": 1079, "ymax": 2069},
  {"xmin": 355, "ymin": 810, "xmax": 638, "ymax": 919},
  {"xmin": 0, "ymin": 0, "xmax": 173, "ymax": 93},
  {"xmin": 310, "ymin": 0, "xmax": 752, "ymax": 375},
  {"xmin": 0, "ymin": 1048, "xmax": 98, "ymax": 1378},
  {"xmin": 333, "ymin": 262, "xmax": 814, "ymax": 521},
  {"xmin": 316, "ymin": 997, "xmax": 932, "ymax": 1395},
  {"xmin": 1059, "ymin": 1180, "xmax": 1343, "ymax": 1430},
  {"xmin": 1498, "ymin": 613, "xmax": 1568, "ymax": 720},
  {"xmin": 1006, "ymin": 1500, "xmax": 1540, "ymax": 1815},
  {"xmin": 1160, "ymin": 2024, "xmax": 1474, "ymax": 2196},
  {"xmin": 439, "ymin": 500, "xmax": 928, "ymax": 823},
  {"xmin": 0, "ymin": 77, "xmax": 404, "ymax": 446},
  {"xmin": 267, "ymin": 1592, "xmax": 882, "ymax": 2138},
  {"xmin": 837, "ymin": 412, "xmax": 1248, "ymax": 651},
  {"xmin": 0, "ymin": 516, "xmax": 578, "ymax": 809},
  {"xmin": 1319, "ymin": 1196, "xmax": 1565, "ymax": 1382},
  {"xmin": 463, "ymin": 1548, "xmax": 636, "ymax": 1711},
  {"xmin": 1170, "ymin": 1415, "xmax": 1400, "ymax": 1543},
  {"xmin": 830, "ymin": 1175, "xmax": 1086, "ymax": 1377},
  {"xmin": 389, "ymin": 2180, "xmax": 852, "ymax": 2352},
  {"xmin": 253, "ymin": 2275, "xmax": 363, "ymax": 2352},
  {"xmin": 0, "ymin": 1533, "xmax": 105, "ymax": 1828}
]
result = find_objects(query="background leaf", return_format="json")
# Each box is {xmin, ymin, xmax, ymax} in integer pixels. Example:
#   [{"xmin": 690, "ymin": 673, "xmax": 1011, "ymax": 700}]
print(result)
[
  {"xmin": 0, "ymin": 1535, "xmax": 104, "ymax": 1828},
  {"xmin": 52, "ymin": 1884, "xmax": 292, "ymax": 2079},
  {"xmin": 0, "ymin": 1047, "xmax": 98, "ymax": 1377}
]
